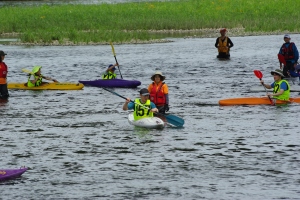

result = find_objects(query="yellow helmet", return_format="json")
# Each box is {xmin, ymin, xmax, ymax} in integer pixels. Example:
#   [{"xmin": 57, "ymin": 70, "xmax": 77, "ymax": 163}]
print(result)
[{"xmin": 32, "ymin": 66, "xmax": 42, "ymax": 74}]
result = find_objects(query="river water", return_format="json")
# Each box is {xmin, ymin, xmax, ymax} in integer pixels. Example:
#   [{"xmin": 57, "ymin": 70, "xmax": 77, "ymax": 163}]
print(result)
[{"xmin": 1, "ymin": 35, "xmax": 300, "ymax": 199}]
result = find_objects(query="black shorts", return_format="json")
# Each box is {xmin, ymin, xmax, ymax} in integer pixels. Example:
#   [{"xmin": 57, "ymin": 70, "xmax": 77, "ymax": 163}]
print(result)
[{"xmin": 0, "ymin": 84, "xmax": 9, "ymax": 99}]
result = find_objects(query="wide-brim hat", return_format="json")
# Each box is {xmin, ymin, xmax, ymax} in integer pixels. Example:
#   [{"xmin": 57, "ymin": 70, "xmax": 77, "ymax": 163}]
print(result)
[
  {"xmin": 32, "ymin": 66, "xmax": 42, "ymax": 74},
  {"xmin": 271, "ymin": 69, "xmax": 285, "ymax": 77},
  {"xmin": 151, "ymin": 71, "xmax": 165, "ymax": 81}
]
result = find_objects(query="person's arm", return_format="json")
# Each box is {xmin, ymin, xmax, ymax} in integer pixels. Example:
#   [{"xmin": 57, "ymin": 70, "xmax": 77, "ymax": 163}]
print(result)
[
  {"xmin": 150, "ymin": 102, "xmax": 158, "ymax": 113},
  {"xmin": 293, "ymin": 43, "xmax": 299, "ymax": 64},
  {"xmin": 228, "ymin": 38, "xmax": 234, "ymax": 48},
  {"xmin": 260, "ymin": 80, "xmax": 272, "ymax": 89},
  {"xmin": 123, "ymin": 98, "xmax": 131, "ymax": 111},
  {"xmin": 215, "ymin": 38, "xmax": 219, "ymax": 48},
  {"xmin": 42, "ymin": 75, "xmax": 58, "ymax": 82}
]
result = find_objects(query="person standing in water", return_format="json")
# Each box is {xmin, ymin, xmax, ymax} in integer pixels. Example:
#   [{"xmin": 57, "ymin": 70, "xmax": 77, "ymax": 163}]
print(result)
[
  {"xmin": 215, "ymin": 28, "xmax": 234, "ymax": 59},
  {"xmin": 0, "ymin": 50, "xmax": 9, "ymax": 99},
  {"xmin": 148, "ymin": 71, "xmax": 169, "ymax": 114}
]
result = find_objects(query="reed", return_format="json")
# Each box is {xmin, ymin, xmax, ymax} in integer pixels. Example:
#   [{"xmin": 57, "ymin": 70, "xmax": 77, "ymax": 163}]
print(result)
[{"xmin": 0, "ymin": 0, "xmax": 299, "ymax": 44}]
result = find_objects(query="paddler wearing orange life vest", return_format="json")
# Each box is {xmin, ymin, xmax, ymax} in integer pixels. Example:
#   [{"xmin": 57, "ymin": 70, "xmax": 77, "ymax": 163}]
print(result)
[
  {"xmin": 148, "ymin": 71, "xmax": 169, "ymax": 114},
  {"xmin": 215, "ymin": 28, "xmax": 234, "ymax": 59},
  {"xmin": 0, "ymin": 50, "xmax": 9, "ymax": 99}
]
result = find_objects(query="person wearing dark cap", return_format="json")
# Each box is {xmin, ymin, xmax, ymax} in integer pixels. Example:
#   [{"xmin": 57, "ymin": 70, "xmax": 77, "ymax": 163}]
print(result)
[
  {"xmin": 278, "ymin": 34, "xmax": 299, "ymax": 78},
  {"xmin": 260, "ymin": 69, "xmax": 290, "ymax": 101},
  {"xmin": 215, "ymin": 28, "xmax": 234, "ymax": 59},
  {"xmin": 102, "ymin": 63, "xmax": 119, "ymax": 79},
  {"xmin": 0, "ymin": 50, "xmax": 9, "ymax": 99},
  {"xmin": 148, "ymin": 71, "xmax": 169, "ymax": 114},
  {"xmin": 123, "ymin": 88, "xmax": 158, "ymax": 121}
]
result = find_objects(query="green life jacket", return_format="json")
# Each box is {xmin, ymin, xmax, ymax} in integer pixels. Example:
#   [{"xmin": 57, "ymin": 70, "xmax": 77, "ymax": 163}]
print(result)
[
  {"xmin": 27, "ymin": 75, "xmax": 43, "ymax": 87},
  {"xmin": 133, "ymin": 99, "xmax": 153, "ymax": 120},
  {"xmin": 102, "ymin": 71, "xmax": 116, "ymax": 80},
  {"xmin": 273, "ymin": 80, "xmax": 290, "ymax": 101}
]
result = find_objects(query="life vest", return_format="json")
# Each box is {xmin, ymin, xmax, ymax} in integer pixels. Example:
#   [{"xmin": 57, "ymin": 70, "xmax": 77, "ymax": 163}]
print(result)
[
  {"xmin": 0, "ymin": 62, "xmax": 8, "ymax": 84},
  {"xmin": 133, "ymin": 99, "xmax": 153, "ymax": 120},
  {"xmin": 273, "ymin": 80, "xmax": 290, "ymax": 101},
  {"xmin": 281, "ymin": 42, "xmax": 295, "ymax": 60},
  {"xmin": 218, "ymin": 37, "xmax": 229, "ymax": 54},
  {"xmin": 150, "ymin": 82, "xmax": 166, "ymax": 106},
  {"xmin": 102, "ymin": 71, "xmax": 116, "ymax": 80},
  {"xmin": 27, "ymin": 75, "xmax": 43, "ymax": 87}
]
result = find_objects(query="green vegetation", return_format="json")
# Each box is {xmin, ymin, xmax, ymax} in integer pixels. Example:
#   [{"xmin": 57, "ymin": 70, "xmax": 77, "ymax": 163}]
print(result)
[{"xmin": 0, "ymin": 0, "xmax": 299, "ymax": 44}]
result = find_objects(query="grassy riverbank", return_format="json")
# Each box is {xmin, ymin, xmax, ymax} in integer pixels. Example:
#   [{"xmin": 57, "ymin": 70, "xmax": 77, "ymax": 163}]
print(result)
[{"xmin": 1, "ymin": 0, "xmax": 299, "ymax": 45}]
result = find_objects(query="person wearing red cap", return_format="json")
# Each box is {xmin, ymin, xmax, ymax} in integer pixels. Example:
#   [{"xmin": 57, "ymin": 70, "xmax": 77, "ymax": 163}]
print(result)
[
  {"xmin": 215, "ymin": 28, "xmax": 234, "ymax": 59},
  {"xmin": 0, "ymin": 50, "xmax": 9, "ymax": 99}
]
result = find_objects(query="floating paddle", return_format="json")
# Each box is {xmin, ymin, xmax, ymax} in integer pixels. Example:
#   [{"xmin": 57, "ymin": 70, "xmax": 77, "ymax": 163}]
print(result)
[
  {"xmin": 253, "ymin": 70, "xmax": 275, "ymax": 106},
  {"xmin": 110, "ymin": 42, "xmax": 123, "ymax": 79},
  {"xmin": 22, "ymin": 68, "xmax": 34, "ymax": 75},
  {"xmin": 103, "ymin": 88, "xmax": 184, "ymax": 127},
  {"xmin": 278, "ymin": 54, "xmax": 286, "ymax": 66}
]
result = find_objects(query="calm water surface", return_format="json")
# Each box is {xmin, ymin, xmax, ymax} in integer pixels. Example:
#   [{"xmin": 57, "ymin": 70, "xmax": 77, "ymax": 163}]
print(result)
[{"xmin": 1, "ymin": 35, "xmax": 300, "ymax": 199}]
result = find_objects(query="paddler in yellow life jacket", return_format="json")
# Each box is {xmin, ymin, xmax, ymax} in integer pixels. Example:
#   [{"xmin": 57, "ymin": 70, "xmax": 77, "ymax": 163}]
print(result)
[
  {"xmin": 27, "ymin": 66, "xmax": 59, "ymax": 87},
  {"xmin": 260, "ymin": 69, "xmax": 290, "ymax": 101},
  {"xmin": 123, "ymin": 88, "xmax": 158, "ymax": 121},
  {"xmin": 215, "ymin": 28, "xmax": 234, "ymax": 59},
  {"xmin": 102, "ymin": 63, "xmax": 119, "ymax": 80}
]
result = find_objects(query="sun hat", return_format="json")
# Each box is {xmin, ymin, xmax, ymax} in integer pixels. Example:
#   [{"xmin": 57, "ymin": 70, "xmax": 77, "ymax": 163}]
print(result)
[
  {"xmin": 139, "ymin": 88, "xmax": 150, "ymax": 96},
  {"xmin": 32, "ymin": 66, "xmax": 42, "ymax": 74},
  {"xmin": 271, "ymin": 69, "xmax": 285, "ymax": 77},
  {"xmin": 220, "ymin": 28, "xmax": 227, "ymax": 33},
  {"xmin": 108, "ymin": 64, "xmax": 116, "ymax": 71},
  {"xmin": 284, "ymin": 34, "xmax": 291, "ymax": 39},
  {"xmin": 0, "ymin": 50, "xmax": 7, "ymax": 56},
  {"xmin": 151, "ymin": 71, "xmax": 166, "ymax": 81}
]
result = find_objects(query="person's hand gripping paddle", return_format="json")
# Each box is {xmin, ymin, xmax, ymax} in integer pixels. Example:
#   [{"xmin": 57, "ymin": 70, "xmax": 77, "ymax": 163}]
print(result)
[{"xmin": 254, "ymin": 70, "xmax": 275, "ymax": 106}]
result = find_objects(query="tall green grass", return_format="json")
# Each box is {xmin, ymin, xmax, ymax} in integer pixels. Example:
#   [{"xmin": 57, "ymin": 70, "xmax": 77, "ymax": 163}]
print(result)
[{"xmin": 0, "ymin": 0, "xmax": 299, "ymax": 44}]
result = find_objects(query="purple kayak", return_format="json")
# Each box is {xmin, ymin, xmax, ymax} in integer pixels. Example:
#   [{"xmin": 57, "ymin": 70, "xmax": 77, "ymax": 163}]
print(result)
[
  {"xmin": 0, "ymin": 167, "xmax": 27, "ymax": 181},
  {"xmin": 79, "ymin": 79, "xmax": 141, "ymax": 88}
]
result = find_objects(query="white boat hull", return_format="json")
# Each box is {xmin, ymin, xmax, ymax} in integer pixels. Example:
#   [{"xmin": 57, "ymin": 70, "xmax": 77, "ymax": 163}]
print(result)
[{"xmin": 128, "ymin": 113, "xmax": 165, "ymax": 129}]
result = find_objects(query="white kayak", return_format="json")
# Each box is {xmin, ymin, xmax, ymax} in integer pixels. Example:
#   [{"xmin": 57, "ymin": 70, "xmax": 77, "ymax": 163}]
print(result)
[{"xmin": 128, "ymin": 113, "xmax": 165, "ymax": 129}]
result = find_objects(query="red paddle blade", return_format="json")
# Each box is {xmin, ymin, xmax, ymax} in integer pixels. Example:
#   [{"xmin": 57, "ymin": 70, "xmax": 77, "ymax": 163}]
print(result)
[
  {"xmin": 253, "ymin": 70, "xmax": 263, "ymax": 79},
  {"xmin": 278, "ymin": 54, "xmax": 286, "ymax": 65}
]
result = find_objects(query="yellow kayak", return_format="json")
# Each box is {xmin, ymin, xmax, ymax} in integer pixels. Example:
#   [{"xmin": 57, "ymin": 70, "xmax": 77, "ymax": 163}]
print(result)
[{"xmin": 8, "ymin": 82, "xmax": 84, "ymax": 90}]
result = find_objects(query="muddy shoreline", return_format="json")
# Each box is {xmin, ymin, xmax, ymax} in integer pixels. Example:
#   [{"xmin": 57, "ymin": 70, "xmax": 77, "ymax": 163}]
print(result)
[{"xmin": 2, "ymin": 28, "xmax": 299, "ymax": 46}]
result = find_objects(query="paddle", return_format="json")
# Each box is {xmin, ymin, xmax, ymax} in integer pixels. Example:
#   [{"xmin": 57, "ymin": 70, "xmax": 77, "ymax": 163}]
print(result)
[
  {"xmin": 278, "ymin": 54, "xmax": 286, "ymax": 66},
  {"xmin": 102, "ymin": 87, "xmax": 184, "ymax": 127},
  {"xmin": 110, "ymin": 42, "xmax": 123, "ymax": 79},
  {"xmin": 22, "ymin": 68, "xmax": 59, "ymax": 82},
  {"xmin": 253, "ymin": 70, "xmax": 275, "ymax": 106},
  {"xmin": 22, "ymin": 68, "xmax": 34, "ymax": 75}
]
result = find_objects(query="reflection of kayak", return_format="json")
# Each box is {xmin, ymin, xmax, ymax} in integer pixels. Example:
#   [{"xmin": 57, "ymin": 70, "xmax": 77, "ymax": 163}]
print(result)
[
  {"xmin": 128, "ymin": 113, "xmax": 165, "ymax": 129},
  {"xmin": 219, "ymin": 96, "xmax": 300, "ymax": 106},
  {"xmin": 0, "ymin": 167, "xmax": 27, "ymax": 181},
  {"xmin": 8, "ymin": 82, "xmax": 84, "ymax": 90},
  {"xmin": 79, "ymin": 79, "xmax": 141, "ymax": 88}
]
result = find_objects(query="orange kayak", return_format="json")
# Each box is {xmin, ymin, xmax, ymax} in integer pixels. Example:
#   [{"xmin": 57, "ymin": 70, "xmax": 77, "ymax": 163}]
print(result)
[{"xmin": 219, "ymin": 97, "xmax": 300, "ymax": 106}]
